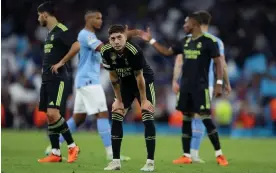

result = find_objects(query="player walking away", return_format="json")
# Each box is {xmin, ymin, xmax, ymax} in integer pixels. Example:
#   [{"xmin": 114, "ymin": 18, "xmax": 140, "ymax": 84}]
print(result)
[
  {"xmin": 139, "ymin": 12, "xmax": 228, "ymax": 166},
  {"xmin": 37, "ymin": 1, "xmax": 80, "ymax": 163},
  {"xmin": 49, "ymin": 10, "xmax": 132, "ymax": 161},
  {"xmin": 172, "ymin": 11, "xmax": 232, "ymax": 163},
  {"xmin": 101, "ymin": 25, "xmax": 156, "ymax": 171}
]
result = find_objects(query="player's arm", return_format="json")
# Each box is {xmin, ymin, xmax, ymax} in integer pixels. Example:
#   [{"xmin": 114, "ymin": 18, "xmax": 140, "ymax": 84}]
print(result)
[
  {"xmin": 59, "ymin": 41, "xmax": 80, "ymax": 65},
  {"xmin": 51, "ymin": 30, "xmax": 80, "ymax": 73},
  {"xmin": 173, "ymin": 54, "xmax": 183, "ymax": 82},
  {"xmin": 172, "ymin": 54, "xmax": 183, "ymax": 93},
  {"xmin": 139, "ymin": 28, "xmax": 175, "ymax": 56},
  {"xmin": 134, "ymin": 69, "xmax": 147, "ymax": 101},
  {"xmin": 109, "ymin": 71, "xmax": 123, "ymax": 102},
  {"xmin": 210, "ymin": 39, "xmax": 224, "ymax": 97},
  {"xmin": 217, "ymin": 39, "xmax": 231, "ymax": 89}
]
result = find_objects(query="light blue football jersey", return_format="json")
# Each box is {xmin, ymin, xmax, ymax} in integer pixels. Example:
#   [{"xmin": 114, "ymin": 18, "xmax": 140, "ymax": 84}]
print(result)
[{"xmin": 75, "ymin": 29, "xmax": 102, "ymax": 88}]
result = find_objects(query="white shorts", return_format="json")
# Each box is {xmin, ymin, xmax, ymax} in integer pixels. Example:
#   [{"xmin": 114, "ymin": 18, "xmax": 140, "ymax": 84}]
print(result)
[
  {"xmin": 73, "ymin": 85, "xmax": 108, "ymax": 115},
  {"xmin": 209, "ymin": 86, "xmax": 214, "ymax": 100}
]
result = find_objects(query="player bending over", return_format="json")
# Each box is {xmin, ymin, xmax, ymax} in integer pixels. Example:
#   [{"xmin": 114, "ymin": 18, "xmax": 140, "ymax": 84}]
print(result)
[
  {"xmin": 140, "ymin": 12, "xmax": 228, "ymax": 166},
  {"xmin": 172, "ymin": 11, "xmax": 231, "ymax": 163},
  {"xmin": 101, "ymin": 25, "xmax": 156, "ymax": 171},
  {"xmin": 37, "ymin": 1, "xmax": 79, "ymax": 163},
  {"xmin": 48, "ymin": 10, "xmax": 135, "ymax": 160}
]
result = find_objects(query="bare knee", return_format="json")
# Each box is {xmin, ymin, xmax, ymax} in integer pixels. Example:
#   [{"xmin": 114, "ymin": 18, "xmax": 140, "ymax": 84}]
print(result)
[
  {"xmin": 73, "ymin": 113, "xmax": 86, "ymax": 126},
  {"xmin": 96, "ymin": 111, "xmax": 109, "ymax": 119},
  {"xmin": 47, "ymin": 108, "xmax": 60, "ymax": 124}
]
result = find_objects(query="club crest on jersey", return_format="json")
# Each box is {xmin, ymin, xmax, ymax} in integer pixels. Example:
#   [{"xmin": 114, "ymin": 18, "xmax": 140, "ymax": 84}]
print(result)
[
  {"xmin": 197, "ymin": 42, "xmax": 202, "ymax": 49},
  {"xmin": 124, "ymin": 58, "xmax": 129, "ymax": 65},
  {"xmin": 111, "ymin": 52, "xmax": 117, "ymax": 64},
  {"xmin": 50, "ymin": 34, "xmax": 54, "ymax": 41}
]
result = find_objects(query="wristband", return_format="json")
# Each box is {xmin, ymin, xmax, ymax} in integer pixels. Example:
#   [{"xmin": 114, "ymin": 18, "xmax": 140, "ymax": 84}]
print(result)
[
  {"xmin": 216, "ymin": 79, "xmax": 223, "ymax": 85},
  {"xmin": 149, "ymin": 38, "xmax": 156, "ymax": 45}
]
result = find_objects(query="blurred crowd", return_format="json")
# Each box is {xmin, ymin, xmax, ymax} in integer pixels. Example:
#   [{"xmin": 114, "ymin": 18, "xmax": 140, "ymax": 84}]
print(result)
[{"xmin": 1, "ymin": 0, "xmax": 276, "ymax": 135}]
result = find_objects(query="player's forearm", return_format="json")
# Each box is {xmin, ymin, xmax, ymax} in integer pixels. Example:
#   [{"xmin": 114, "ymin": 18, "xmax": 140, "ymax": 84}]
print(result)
[
  {"xmin": 135, "ymin": 72, "xmax": 147, "ymax": 101},
  {"xmin": 127, "ymin": 29, "xmax": 142, "ymax": 38},
  {"xmin": 149, "ymin": 40, "xmax": 174, "ymax": 56},
  {"xmin": 223, "ymin": 63, "xmax": 230, "ymax": 86},
  {"xmin": 173, "ymin": 54, "xmax": 183, "ymax": 82},
  {"xmin": 60, "ymin": 41, "xmax": 80, "ymax": 64},
  {"xmin": 109, "ymin": 72, "xmax": 122, "ymax": 102},
  {"xmin": 214, "ymin": 57, "xmax": 224, "ymax": 81}
]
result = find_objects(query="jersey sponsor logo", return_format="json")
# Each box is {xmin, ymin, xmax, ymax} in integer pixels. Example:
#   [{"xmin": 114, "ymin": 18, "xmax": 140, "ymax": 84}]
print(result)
[
  {"xmin": 115, "ymin": 67, "xmax": 132, "ymax": 78},
  {"xmin": 44, "ymin": 44, "xmax": 53, "ymax": 53},
  {"xmin": 183, "ymin": 49, "xmax": 201, "ymax": 59},
  {"xmin": 50, "ymin": 34, "xmax": 54, "ymax": 41}
]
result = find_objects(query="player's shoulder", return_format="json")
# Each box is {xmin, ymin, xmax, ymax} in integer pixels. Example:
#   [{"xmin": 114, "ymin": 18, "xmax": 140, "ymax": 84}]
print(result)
[
  {"xmin": 125, "ymin": 41, "xmax": 141, "ymax": 55},
  {"xmin": 55, "ymin": 23, "xmax": 69, "ymax": 33},
  {"xmin": 202, "ymin": 33, "xmax": 219, "ymax": 43},
  {"xmin": 78, "ymin": 29, "xmax": 96, "ymax": 40},
  {"xmin": 100, "ymin": 43, "xmax": 113, "ymax": 55}
]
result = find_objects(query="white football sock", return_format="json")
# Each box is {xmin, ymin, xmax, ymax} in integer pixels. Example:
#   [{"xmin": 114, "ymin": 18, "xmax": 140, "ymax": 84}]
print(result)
[
  {"xmin": 68, "ymin": 142, "xmax": 76, "ymax": 148},
  {"xmin": 215, "ymin": 149, "xmax": 223, "ymax": 157},
  {"xmin": 52, "ymin": 149, "xmax": 61, "ymax": 156}
]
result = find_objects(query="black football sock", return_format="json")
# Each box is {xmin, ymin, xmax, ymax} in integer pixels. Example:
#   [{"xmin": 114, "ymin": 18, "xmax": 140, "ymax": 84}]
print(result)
[
  {"xmin": 142, "ymin": 110, "xmax": 156, "ymax": 160},
  {"xmin": 48, "ymin": 118, "xmax": 63, "ymax": 152},
  {"xmin": 202, "ymin": 115, "xmax": 221, "ymax": 151},
  {"xmin": 59, "ymin": 118, "xmax": 75, "ymax": 146},
  {"xmin": 182, "ymin": 115, "xmax": 192, "ymax": 155},
  {"xmin": 111, "ymin": 112, "xmax": 124, "ymax": 159}
]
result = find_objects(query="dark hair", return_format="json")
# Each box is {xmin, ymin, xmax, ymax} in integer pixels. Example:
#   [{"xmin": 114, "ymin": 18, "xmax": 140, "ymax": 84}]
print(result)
[
  {"xmin": 108, "ymin": 24, "xmax": 125, "ymax": 36},
  {"xmin": 85, "ymin": 9, "xmax": 100, "ymax": 15},
  {"xmin": 188, "ymin": 13, "xmax": 203, "ymax": 25},
  {"xmin": 195, "ymin": 10, "xmax": 212, "ymax": 25},
  {"xmin": 37, "ymin": 1, "xmax": 56, "ymax": 16}
]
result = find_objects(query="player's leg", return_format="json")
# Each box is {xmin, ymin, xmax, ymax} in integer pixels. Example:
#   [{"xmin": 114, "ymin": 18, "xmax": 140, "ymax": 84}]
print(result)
[
  {"xmin": 196, "ymin": 88, "xmax": 228, "ymax": 166},
  {"xmin": 46, "ymin": 90, "xmax": 87, "ymax": 155},
  {"xmin": 38, "ymin": 81, "xmax": 79, "ymax": 163},
  {"xmin": 104, "ymin": 86, "xmax": 134, "ymax": 171},
  {"xmin": 139, "ymin": 82, "xmax": 156, "ymax": 171},
  {"xmin": 190, "ymin": 86, "xmax": 213, "ymax": 162},
  {"xmin": 173, "ymin": 91, "xmax": 193, "ymax": 164},
  {"xmin": 191, "ymin": 114, "xmax": 205, "ymax": 163},
  {"xmin": 86, "ymin": 85, "xmax": 113, "ymax": 159}
]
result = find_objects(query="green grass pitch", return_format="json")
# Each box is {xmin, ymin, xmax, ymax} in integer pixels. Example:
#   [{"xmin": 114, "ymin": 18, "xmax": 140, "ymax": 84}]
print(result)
[{"xmin": 2, "ymin": 130, "xmax": 276, "ymax": 173}]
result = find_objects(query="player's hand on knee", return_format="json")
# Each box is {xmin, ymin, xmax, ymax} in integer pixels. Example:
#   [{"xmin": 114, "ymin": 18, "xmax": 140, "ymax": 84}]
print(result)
[
  {"xmin": 172, "ymin": 80, "xmax": 180, "ymax": 94},
  {"xmin": 112, "ymin": 99, "xmax": 124, "ymax": 114},
  {"xmin": 214, "ymin": 84, "xmax": 223, "ymax": 98},
  {"xmin": 141, "ymin": 100, "xmax": 154, "ymax": 113}
]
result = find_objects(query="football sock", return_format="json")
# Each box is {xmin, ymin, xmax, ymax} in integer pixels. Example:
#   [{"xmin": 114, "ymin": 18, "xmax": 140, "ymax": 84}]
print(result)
[
  {"xmin": 142, "ymin": 110, "xmax": 156, "ymax": 160},
  {"xmin": 191, "ymin": 118, "xmax": 205, "ymax": 158},
  {"xmin": 182, "ymin": 115, "xmax": 192, "ymax": 157},
  {"xmin": 111, "ymin": 112, "xmax": 124, "ymax": 159},
  {"xmin": 97, "ymin": 118, "xmax": 112, "ymax": 156},
  {"xmin": 56, "ymin": 117, "xmax": 76, "ymax": 147},
  {"xmin": 48, "ymin": 117, "xmax": 62, "ymax": 155},
  {"xmin": 202, "ymin": 115, "xmax": 221, "ymax": 151},
  {"xmin": 59, "ymin": 117, "xmax": 77, "ymax": 143}
]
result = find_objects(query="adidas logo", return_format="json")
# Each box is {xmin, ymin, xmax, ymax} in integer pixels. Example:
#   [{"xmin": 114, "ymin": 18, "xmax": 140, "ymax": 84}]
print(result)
[
  {"xmin": 200, "ymin": 105, "xmax": 205, "ymax": 110},
  {"xmin": 49, "ymin": 101, "xmax": 54, "ymax": 106}
]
